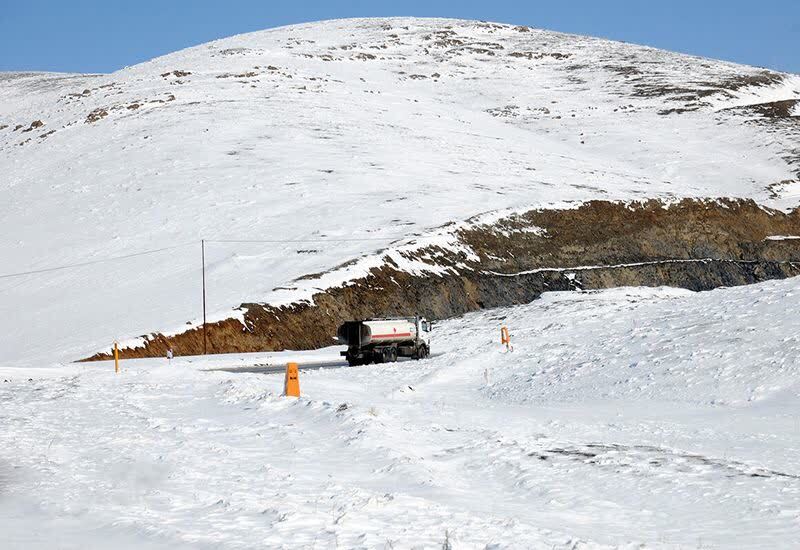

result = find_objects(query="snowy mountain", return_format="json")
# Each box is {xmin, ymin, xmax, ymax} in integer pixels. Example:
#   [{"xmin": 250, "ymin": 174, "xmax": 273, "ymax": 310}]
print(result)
[
  {"xmin": 4, "ymin": 17, "xmax": 800, "ymax": 549},
  {"xmin": 2, "ymin": 17, "xmax": 799, "ymax": 366}
]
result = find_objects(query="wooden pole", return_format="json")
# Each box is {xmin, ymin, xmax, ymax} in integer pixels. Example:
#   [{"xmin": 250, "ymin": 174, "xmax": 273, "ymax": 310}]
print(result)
[
  {"xmin": 202, "ymin": 239, "xmax": 207, "ymax": 355},
  {"xmin": 114, "ymin": 342, "xmax": 119, "ymax": 374}
]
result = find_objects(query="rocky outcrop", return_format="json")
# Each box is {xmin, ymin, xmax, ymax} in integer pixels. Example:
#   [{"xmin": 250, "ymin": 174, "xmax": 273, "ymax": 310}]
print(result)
[{"xmin": 84, "ymin": 198, "xmax": 800, "ymax": 360}]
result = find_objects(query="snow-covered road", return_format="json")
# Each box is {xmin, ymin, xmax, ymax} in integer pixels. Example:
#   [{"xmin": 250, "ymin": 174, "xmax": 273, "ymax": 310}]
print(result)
[{"xmin": 2, "ymin": 279, "xmax": 800, "ymax": 548}]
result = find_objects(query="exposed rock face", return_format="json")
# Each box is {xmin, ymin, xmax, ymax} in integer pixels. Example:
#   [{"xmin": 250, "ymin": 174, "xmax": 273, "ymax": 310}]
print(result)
[{"xmin": 85, "ymin": 198, "xmax": 800, "ymax": 361}]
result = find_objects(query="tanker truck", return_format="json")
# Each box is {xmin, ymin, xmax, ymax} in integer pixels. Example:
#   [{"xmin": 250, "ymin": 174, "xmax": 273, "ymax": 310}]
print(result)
[{"xmin": 337, "ymin": 316, "xmax": 431, "ymax": 366}]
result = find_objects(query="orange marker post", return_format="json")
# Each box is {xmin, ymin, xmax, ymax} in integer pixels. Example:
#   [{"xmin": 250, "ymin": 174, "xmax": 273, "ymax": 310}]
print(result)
[
  {"xmin": 500, "ymin": 326, "xmax": 511, "ymax": 351},
  {"xmin": 284, "ymin": 362, "xmax": 300, "ymax": 397},
  {"xmin": 114, "ymin": 342, "xmax": 120, "ymax": 374}
]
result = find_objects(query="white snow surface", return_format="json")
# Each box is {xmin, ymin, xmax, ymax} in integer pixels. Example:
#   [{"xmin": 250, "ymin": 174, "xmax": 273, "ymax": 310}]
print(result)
[
  {"xmin": 2, "ymin": 17, "xmax": 800, "ymax": 365},
  {"xmin": 2, "ymin": 278, "xmax": 800, "ymax": 549}
]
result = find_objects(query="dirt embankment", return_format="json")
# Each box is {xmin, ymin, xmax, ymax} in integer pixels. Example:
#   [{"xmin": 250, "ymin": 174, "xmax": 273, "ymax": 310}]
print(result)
[{"xmin": 85, "ymin": 198, "xmax": 800, "ymax": 361}]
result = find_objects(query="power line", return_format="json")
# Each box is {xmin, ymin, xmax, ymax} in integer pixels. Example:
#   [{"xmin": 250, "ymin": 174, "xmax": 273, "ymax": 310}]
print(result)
[
  {"xmin": 0, "ymin": 235, "xmax": 419, "ymax": 281},
  {"xmin": 205, "ymin": 237, "xmax": 407, "ymax": 243},
  {"xmin": 0, "ymin": 242, "xmax": 196, "ymax": 280}
]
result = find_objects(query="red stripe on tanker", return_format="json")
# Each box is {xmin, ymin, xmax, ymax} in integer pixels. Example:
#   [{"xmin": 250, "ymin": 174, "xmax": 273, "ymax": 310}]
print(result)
[{"xmin": 337, "ymin": 319, "xmax": 419, "ymax": 346}]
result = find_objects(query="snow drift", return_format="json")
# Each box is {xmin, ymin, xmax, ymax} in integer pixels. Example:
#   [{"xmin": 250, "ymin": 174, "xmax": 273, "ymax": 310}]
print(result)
[{"xmin": 3, "ymin": 278, "xmax": 800, "ymax": 548}]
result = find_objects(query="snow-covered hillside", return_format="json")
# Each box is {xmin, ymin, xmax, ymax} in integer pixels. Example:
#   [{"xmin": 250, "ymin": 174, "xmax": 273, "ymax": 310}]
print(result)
[
  {"xmin": 3, "ymin": 278, "xmax": 800, "ymax": 549},
  {"xmin": 2, "ymin": 18, "xmax": 800, "ymax": 367}
]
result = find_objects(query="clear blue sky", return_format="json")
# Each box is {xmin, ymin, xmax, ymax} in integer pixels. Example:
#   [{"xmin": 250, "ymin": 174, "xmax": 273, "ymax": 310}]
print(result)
[{"xmin": 2, "ymin": 0, "xmax": 798, "ymax": 74}]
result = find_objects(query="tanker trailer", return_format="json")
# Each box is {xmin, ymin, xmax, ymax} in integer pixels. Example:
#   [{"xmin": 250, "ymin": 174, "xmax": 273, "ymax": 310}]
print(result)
[{"xmin": 337, "ymin": 316, "xmax": 431, "ymax": 366}]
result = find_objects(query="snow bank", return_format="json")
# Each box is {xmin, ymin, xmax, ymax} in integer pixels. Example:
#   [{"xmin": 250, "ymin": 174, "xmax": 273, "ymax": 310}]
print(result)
[{"xmin": 3, "ymin": 277, "xmax": 800, "ymax": 548}]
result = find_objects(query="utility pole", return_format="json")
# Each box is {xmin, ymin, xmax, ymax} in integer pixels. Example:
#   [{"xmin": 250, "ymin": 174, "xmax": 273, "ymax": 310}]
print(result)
[{"xmin": 202, "ymin": 239, "xmax": 207, "ymax": 355}]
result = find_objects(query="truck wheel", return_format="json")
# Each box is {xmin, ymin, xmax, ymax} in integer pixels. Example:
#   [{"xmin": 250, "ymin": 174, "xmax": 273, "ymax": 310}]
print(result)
[{"xmin": 380, "ymin": 348, "xmax": 396, "ymax": 363}]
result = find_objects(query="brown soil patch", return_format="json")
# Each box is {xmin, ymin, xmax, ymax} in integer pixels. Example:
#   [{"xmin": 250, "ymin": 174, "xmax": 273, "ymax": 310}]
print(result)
[
  {"xmin": 85, "ymin": 108, "xmax": 108, "ymax": 123},
  {"xmin": 634, "ymin": 71, "xmax": 785, "ymax": 113},
  {"xmin": 161, "ymin": 70, "xmax": 192, "ymax": 78},
  {"xmin": 722, "ymin": 99, "xmax": 799, "ymax": 119},
  {"xmin": 510, "ymin": 51, "xmax": 571, "ymax": 61},
  {"xmin": 21, "ymin": 120, "xmax": 44, "ymax": 133},
  {"xmin": 767, "ymin": 180, "xmax": 800, "ymax": 199},
  {"xmin": 216, "ymin": 72, "xmax": 258, "ymax": 79}
]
